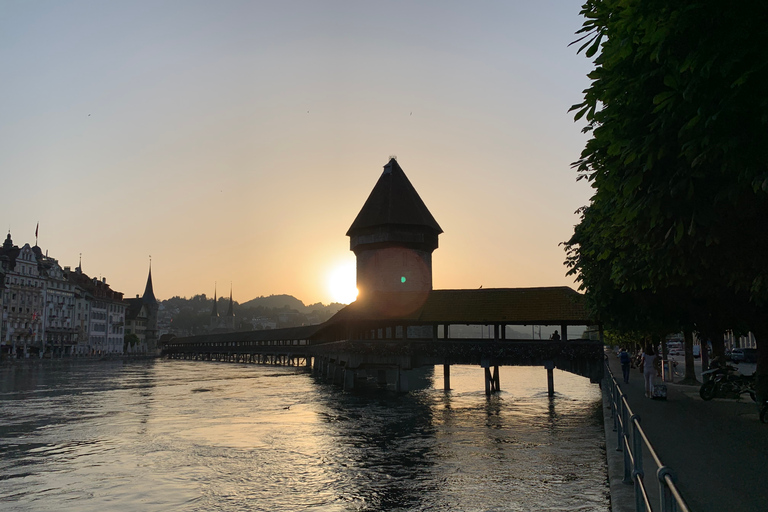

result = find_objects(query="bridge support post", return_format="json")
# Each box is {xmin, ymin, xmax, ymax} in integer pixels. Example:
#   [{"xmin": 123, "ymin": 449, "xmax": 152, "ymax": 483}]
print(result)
[
  {"xmin": 343, "ymin": 368, "xmax": 355, "ymax": 391},
  {"xmin": 398, "ymin": 370, "xmax": 409, "ymax": 393},
  {"xmin": 482, "ymin": 360, "xmax": 499, "ymax": 396},
  {"xmin": 544, "ymin": 360, "xmax": 555, "ymax": 397},
  {"xmin": 443, "ymin": 364, "xmax": 451, "ymax": 391}
]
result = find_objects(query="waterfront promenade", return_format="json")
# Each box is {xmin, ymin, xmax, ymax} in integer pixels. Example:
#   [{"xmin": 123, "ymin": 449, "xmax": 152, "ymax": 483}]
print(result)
[{"xmin": 603, "ymin": 352, "xmax": 767, "ymax": 512}]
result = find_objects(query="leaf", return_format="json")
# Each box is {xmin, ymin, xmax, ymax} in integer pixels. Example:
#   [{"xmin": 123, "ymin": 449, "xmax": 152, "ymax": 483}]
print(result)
[
  {"xmin": 674, "ymin": 221, "xmax": 684, "ymax": 244},
  {"xmin": 585, "ymin": 34, "xmax": 603, "ymax": 58},
  {"xmin": 653, "ymin": 91, "xmax": 676, "ymax": 105}
]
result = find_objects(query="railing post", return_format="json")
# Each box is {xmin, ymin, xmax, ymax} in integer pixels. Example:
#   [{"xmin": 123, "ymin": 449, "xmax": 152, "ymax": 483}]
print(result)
[
  {"xmin": 604, "ymin": 358, "xmax": 690, "ymax": 512},
  {"xmin": 657, "ymin": 466, "xmax": 678, "ymax": 512},
  {"xmin": 631, "ymin": 415, "xmax": 645, "ymax": 511},
  {"xmin": 616, "ymin": 392, "xmax": 624, "ymax": 451},
  {"xmin": 621, "ymin": 404, "xmax": 632, "ymax": 484},
  {"xmin": 631, "ymin": 414, "xmax": 643, "ymax": 476}
]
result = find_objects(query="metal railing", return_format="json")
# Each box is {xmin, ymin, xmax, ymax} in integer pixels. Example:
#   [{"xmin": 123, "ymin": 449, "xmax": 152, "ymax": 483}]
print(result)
[{"xmin": 604, "ymin": 360, "xmax": 691, "ymax": 512}]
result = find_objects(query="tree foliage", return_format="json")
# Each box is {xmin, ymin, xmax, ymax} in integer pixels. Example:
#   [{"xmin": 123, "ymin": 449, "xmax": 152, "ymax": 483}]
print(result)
[
  {"xmin": 565, "ymin": 0, "xmax": 768, "ymax": 392},
  {"xmin": 569, "ymin": 0, "xmax": 768, "ymax": 298}
]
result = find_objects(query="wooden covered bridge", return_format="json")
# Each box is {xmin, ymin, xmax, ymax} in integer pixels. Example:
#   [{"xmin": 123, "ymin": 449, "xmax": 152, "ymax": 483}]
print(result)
[{"xmin": 161, "ymin": 286, "xmax": 603, "ymax": 395}]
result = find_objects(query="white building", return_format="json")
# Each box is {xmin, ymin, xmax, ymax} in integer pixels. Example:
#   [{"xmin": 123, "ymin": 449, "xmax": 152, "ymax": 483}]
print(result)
[{"xmin": 1, "ymin": 237, "xmax": 46, "ymax": 358}]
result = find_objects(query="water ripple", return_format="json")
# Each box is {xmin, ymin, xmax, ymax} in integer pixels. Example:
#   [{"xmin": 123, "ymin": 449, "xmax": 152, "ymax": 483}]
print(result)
[{"xmin": 1, "ymin": 360, "xmax": 608, "ymax": 511}]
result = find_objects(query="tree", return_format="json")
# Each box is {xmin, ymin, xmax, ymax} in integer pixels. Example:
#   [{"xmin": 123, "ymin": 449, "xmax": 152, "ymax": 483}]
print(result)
[
  {"xmin": 124, "ymin": 333, "xmax": 140, "ymax": 353},
  {"xmin": 567, "ymin": 0, "xmax": 768, "ymax": 397}
]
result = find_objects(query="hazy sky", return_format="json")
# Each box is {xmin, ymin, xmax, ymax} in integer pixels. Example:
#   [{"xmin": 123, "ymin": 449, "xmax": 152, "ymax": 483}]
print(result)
[{"xmin": 1, "ymin": 0, "xmax": 594, "ymax": 305}]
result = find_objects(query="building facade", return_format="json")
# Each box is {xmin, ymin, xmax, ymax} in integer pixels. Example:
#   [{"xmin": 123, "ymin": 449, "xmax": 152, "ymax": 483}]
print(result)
[
  {"xmin": 1, "ymin": 232, "xmax": 134, "ymax": 358},
  {"xmin": 66, "ymin": 267, "xmax": 126, "ymax": 355},
  {"xmin": 1, "ymin": 236, "xmax": 46, "ymax": 357}
]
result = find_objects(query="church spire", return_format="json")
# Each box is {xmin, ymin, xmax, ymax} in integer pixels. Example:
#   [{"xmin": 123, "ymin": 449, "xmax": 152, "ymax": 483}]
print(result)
[
  {"xmin": 226, "ymin": 283, "xmax": 235, "ymax": 317},
  {"xmin": 211, "ymin": 283, "xmax": 219, "ymax": 318},
  {"xmin": 142, "ymin": 258, "xmax": 157, "ymax": 304}
]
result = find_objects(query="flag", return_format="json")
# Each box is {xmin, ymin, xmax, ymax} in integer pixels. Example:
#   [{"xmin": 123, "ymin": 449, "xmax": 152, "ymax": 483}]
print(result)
[{"xmin": 35, "ymin": 222, "xmax": 38, "ymax": 239}]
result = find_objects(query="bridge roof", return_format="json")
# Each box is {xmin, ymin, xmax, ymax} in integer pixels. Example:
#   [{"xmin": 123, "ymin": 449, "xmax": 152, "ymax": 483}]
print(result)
[
  {"xmin": 323, "ymin": 287, "xmax": 595, "ymax": 326},
  {"xmin": 172, "ymin": 324, "xmax": 323, "ymax": 345},
  {"xmin": 168, "ymin": 287, "xmax": 594, "ymax": 347}
]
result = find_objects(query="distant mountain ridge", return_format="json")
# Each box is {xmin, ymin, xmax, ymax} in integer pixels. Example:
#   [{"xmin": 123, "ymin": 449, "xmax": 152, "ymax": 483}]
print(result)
[
  {"xmin": 238, "ymin": 294, "xmax": 347, "ymax": 314},
  {"xmin": 159, "ymin": 293, "xmax": 348, "ymax": 337}
]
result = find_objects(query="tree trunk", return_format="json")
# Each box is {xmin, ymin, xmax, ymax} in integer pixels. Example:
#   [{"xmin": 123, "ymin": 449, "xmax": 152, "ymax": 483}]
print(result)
[
  {"xmin": 680, "ymin": 329, "xmax": 699, "ymax": 385},
  {"xmin": 657, "ymin": 333, "xmax": 668, "ymax": 380},
  {"xmin": 710, "ymin": 331, "xmax": 726, "ymax": 360},
  {"xmin": 697, "ymin": 331, "xmax": 710, "ymax": 371},
  {"xmin": 753, "ymin": 328, "xmax": 768, "ymax": 405}
]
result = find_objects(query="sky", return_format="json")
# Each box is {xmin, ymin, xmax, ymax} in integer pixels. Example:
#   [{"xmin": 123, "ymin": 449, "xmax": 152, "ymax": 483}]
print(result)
[{"xmin": 1, "ymin": 0, "xmax": 595, "ymax": 305}]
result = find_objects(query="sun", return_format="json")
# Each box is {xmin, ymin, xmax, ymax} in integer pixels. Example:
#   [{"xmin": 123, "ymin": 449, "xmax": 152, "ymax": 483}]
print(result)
[{"xmin": 326, "ymin": 259, "xmax": 358, "ymax": 304}]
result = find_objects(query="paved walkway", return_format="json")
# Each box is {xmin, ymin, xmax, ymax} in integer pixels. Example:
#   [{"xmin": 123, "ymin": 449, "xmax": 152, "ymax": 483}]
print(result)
[{"xmin": 603, "ymin": 351, "xmax": 767, "ymax": 512}]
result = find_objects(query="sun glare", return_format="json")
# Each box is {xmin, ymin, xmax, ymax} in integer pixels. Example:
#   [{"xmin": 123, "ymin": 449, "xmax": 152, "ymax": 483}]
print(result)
[{"xmin": 327, "ymin": 260, "xmax": 358, "ymax": 304}]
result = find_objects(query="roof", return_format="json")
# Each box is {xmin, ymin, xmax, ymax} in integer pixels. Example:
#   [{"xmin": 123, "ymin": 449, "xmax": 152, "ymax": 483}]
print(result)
[
  {"xmin": 0, "ymin": 233, "xmax": 20, "ymax": 270},
  {"xmin": 124, "ymin": 297, "xmax": 147, "ymax": 321},
  {"xmin": 143, "ymin": 267, "xmax": 157, "ymax": 304},
  {"xmin": 211, "ymin": 288, "xmax": 219, "ymax": 317},
  {"xmin": 66, "ymin": 266, "xmax": 124, "ymax": 302},
  {"xmin": 347, "ymin": 159, "xmax": 443, "ymax": 236},
  {"xmin": 172, "ymin": 324, "xmax": 323, "ymax": 345},
  {"xmin": 324, "ymin": 287, "xmax": 594, "ymax": 326}
]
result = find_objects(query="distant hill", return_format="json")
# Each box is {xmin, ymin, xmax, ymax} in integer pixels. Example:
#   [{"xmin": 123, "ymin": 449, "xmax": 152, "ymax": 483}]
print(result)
[
  {"xmin": 160, "ymin": 293, "xmax": 348, "ymax": 337},
  {"xmin": 239, "ymin": 294, "xmax": 307, "ymax": 311},
  {"xmin": 239, "ymin": 294, "xmax": 347, "ymax": 315}
]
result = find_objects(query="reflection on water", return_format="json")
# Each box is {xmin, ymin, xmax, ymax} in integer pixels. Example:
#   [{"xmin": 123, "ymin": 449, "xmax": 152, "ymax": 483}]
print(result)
[{"xmin": 0, "ymin": 359, "xmax": 608, "ymax": 511}]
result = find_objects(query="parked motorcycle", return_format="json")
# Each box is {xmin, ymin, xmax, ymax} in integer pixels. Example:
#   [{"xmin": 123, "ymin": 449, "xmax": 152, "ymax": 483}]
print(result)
[{"xmin": 699, "ymin": 364, "xmax": 756, "ymax": 402}]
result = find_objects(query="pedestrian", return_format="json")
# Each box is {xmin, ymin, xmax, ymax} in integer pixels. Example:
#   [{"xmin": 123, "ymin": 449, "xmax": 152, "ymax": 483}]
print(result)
[
  {"xmin": 619, "ymin": 347, "xmax": 631, "ymax": 384},
  {"xmin": 642, "ymin": 344, "xmax": 657, "ymax": 398},
  {"xmin": 551, "ymin": 330, "xmax": 561, "ymax": 341}
]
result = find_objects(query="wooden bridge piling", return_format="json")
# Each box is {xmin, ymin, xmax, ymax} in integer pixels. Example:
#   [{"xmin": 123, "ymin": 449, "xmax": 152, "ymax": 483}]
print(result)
[{"xmin": 544, "ymin": 360, "xmax": 556, "ymax": 397}]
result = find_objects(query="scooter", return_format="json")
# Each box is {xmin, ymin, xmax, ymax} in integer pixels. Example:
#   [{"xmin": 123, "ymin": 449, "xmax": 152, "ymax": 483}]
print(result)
[{"xmin": 700, "ymin": 364, "xmax": 756, "ymax": 402}]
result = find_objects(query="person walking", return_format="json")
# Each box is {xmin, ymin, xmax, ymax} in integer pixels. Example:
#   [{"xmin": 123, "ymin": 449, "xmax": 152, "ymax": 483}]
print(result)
[
  {"xmin": 619, "ymin": 347, "xmax": 631, "ymax": 384},
  {"xmin": 642, "ymin": 344, "xmax": 657, "ymax": 398}
]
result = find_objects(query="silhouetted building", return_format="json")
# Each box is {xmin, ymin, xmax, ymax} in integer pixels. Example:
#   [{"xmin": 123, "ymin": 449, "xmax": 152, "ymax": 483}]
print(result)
[
  {"xmin": 347, "ymin": 158, "xmax": 442, "ymax": 299},
  {"xmin": 209, "ymin": 284, "xmax": 236, "ymax": 332},
  {"xmin": 124, "ymin": 265, "xmax": 159, "ymax": 353}
]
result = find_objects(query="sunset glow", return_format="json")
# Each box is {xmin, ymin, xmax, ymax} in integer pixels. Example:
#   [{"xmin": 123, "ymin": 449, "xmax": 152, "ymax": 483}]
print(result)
[
  {"xmin": 326, "ymin": 260, "xmax": 358, "ymax": 304},
  {"xmin": 0, "ymin": 1, "xmax": 594, "ymax": 305}
]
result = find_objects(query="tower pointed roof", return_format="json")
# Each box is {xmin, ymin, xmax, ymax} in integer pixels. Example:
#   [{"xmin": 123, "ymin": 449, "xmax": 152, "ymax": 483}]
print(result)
[
  {"xmin": 346, "ymin": 158, "xmax": 443, "ymax": 236},
  {"xmin": 142, "ymin": 263, "xmax": 157, "ymax": 304},
  {"xmin": 211, "ymin": 285, "xmax": 219, "ymax": 317},
  {"xmin": 226, "ymin": 285, "xmax": 235, "ymax": 317},
  {"xmin": 3, "ymin": 232, "xmax": 14, "ymax": 251}
]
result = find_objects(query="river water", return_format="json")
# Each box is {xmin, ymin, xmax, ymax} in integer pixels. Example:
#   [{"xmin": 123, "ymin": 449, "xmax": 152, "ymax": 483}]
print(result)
[{"xmin": 0, "ymin": 359, "xmax": 609, "ymax": 511}]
